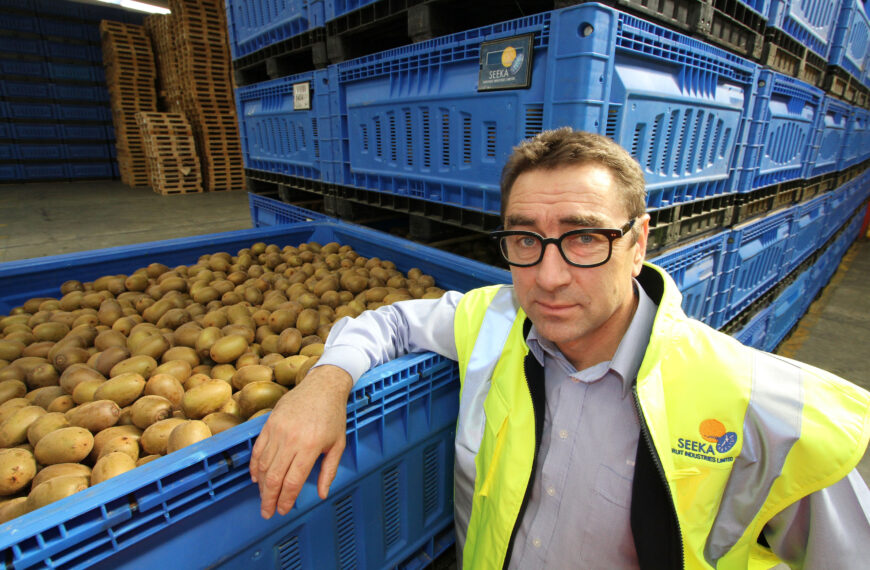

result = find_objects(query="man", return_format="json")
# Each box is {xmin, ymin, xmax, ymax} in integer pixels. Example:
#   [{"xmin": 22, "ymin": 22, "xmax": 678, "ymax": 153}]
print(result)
[{"xmin": 251, "ymin": 128, "xmax": 870, "ymax": 568}]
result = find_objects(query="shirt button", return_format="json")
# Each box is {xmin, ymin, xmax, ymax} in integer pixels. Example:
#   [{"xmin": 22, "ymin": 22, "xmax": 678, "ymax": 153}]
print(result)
[
  {"xmin": 533, "ymin": 538, "xmax": 542, "ymax": 548},
  {"xmin": 546, "ymin": 487, "xmax": 556, "ymax": 497},
  {"xmin": 559, "ymin": 429, "xmax": 569, "ymax": 439}
]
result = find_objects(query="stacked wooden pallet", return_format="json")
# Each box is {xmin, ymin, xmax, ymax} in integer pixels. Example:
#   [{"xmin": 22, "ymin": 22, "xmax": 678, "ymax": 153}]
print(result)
[
  {"xmin": 160, "ymin": 0, "xmax": 244, "ymax": 192},
  {"xmin": 143, "ymin": 13, "xmax": 182, "ymax": 114},
  {"xmin": 100, "ymin": 20, "xmax": 157, "ymax": 187},
  {"xmin": 136, "ymin": 112, "xmax": 202, "ymax": 195}
]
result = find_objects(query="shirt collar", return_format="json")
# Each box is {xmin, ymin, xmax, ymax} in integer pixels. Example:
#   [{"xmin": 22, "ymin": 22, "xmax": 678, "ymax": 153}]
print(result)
[{"xmin": 525, "ymin": 279, "xmax": 658, "ymax": 397}]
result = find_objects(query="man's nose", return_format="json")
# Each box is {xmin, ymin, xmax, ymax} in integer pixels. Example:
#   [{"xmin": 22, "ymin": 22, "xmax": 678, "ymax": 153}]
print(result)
[{"xmin": 535, "ymin": 242, "xmax": 572, "ymax": 289}]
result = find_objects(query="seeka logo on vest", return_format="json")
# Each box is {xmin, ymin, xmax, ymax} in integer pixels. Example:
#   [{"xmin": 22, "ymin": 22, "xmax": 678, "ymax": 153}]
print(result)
[{"xmin": 671, "ymin": 419, "xmax": 738, "ymax": 464}]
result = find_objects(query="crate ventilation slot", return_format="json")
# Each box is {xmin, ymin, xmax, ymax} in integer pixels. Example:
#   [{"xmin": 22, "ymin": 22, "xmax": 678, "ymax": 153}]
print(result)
[
  {"xmin": 441, "ymin": 109, "xmax": 450, "ymax": 168},
  {"xmin": 277, "ymin": 533, "xmax": 302, "ymax": 569},
  {"xmin": 404, "ymin": 108, "xmax": 413, "ymax": 167},
  {"xmin": 389, "ymin": 112, "xmax": 398, "ymax": 164},
  {"xmin": 462, "ymin": 114, "xmax": 472, "ymax": 165},
  {"xmin": 642, "ymin": 109, "xmax": 729, "ymax": 176},
  {"xmin": 524, "ymin": 105, "xmax": 543, "ymax": 139},
  {"xmin": 485, "ymin": 122, "xmax": 496, "ymax": 160},
  {"xmin": 383, "ymin": 464, "xmax": 401, "ymax": 549},
  {"xmin": 422, "ymin": 107, "xmax": 431, "ymax": 168},
  {"xmin": 374, "ymin": 116, "xmax": 382, "ymax": 160},
  {"xmin": 311, "ymin": 118, "xmax": 319, "ymax": 160},
  {"xmin": 423, "ymin": 441, "xmax": 440, "ymax": 518},
  {"xmin": 335, "ymin": 494, "xmax": 359, "ymax": 568},
  {"xmin": 605, "ymin": 105, "xmax": 621, "ymax": 139}
]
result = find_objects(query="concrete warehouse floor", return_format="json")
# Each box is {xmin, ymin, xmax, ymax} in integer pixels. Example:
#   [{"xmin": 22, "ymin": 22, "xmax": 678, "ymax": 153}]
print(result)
[{"xmin": 1, "ymin": 180, "xmax": 869, "ymax": 562}]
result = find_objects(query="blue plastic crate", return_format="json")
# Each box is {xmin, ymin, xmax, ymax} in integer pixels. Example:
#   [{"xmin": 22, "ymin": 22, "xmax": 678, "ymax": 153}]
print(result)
[
  {"xmin": 648, "ymin": 230, "xmax": 730, "ymax": 328},
  {"xmin": 66, "ymin": 162, "xmax": 115, "ymax": 179},
  {"xmin": 18, "ymin": 162, "xmax": 66, "ymax": 180},
  {"xmin": 15, "ymin": 142, "xmax": 65, "ymax": 161},
  {"xmin": 9, "ymin": 122, "xmax": 62, "ymax": 140},
  {"xmin": 64, "ymin": 143, "xmax": 111, "ymax": 160},
  {"xmin": 56, "ymin": 103, "xmax": 111, "ymax": 122},
  {"xmin": 766, "ymin": 268, "xmax": 811, "ymax": 349},
  {"xmin": 736, "ymin": 70, "xmax": 824, "ymax": 191},
  {"xmin": 0, "ymin": 78, "xmax": 52, "ymax": 99},
  {"xmin": 226, "ymin": 0, "xmax": 323, "ymax": 60},
  {"xmin": 0, "ymin": 162, "xmax": 18, "ymax": 181},
  {"xmin": 60, "ymin": 122, "xmax": 111, "ymax": 141},
  {"xmin": 333, "ymin": 3, "xmax": 757, "ymax": 216},
  {"xmin": 248, "ymin": 193, "xmax": 334, "ymax": 226},
  {"xmin": 0, "ymin": 57, "xmax": 46, "ymax": 78},
  {"xmin": 34, "ymin": 0, "xmax": 87, "ymax": 19},
  {"xmin": 0, "ymin": 222, "xmax": 509, "ymax": 568},
  {"xmin": 824, "ymin": 180, "xmax": 853, "ymax": 241},
  {"xmin": 0, "ymin": 143, "xmax": 13, "ymax": 161},
  {"xmin": 237, "ymin": 69, "xmax": 334, "ymax": 182},
  {"xmin": 0, "ymin": 120, "xmax": 8, "ymax": 140},
  {"xmin": 325, "ymin": 0, "xmax": 378, "ymax": 21},
  {"xmin": 721, "ymin": 208, "xmax": 794, "ymax": 324},
  {"xmin": 0, "ymin": 0, "xmax": 34, "ymax": 11},
  {"xmin": 47, "ymin": 61, "xmax": 102, "ymax": 83},
  {"xmin": 43, "ymin": 39, "xmax": 101, "ymax": 63},
  {"xmin": 0, "ymin": 11, "xmax": 39, "ymax": 34},
  {"xmin": 788, "ymin": 193, "xmax": 828, "ymax": 271},
  {"xmin": 732, "ymin": 304, "xmax": 772, "ymax": 349},
  {"xmin": 829, "ymin": 0, "xmax": 870, "ymax": 80},
  {"xmin": 2, "ymin": 100, "xmax": 56, "ymax": 120},
  {"xmin": 0, "ymin": 34, "xmax": 43, "ymax": 56},
  {"xmin": 38, "ymin": 16, "xmax": 100, "ymax": 42},
  {"xmin": 766, "ymin": 0, "xmax": 842, "ymax": 60},
  {"xmin": 842, "ymin": 105, "xmax": 870, "ymax": 169},
  {"xmin": 52, "ymin": 82, "xmax": 110, "ymax": 103},
  {"xmin": 807, "ymin": 96, "xmax": 850, "ymax": 177}
]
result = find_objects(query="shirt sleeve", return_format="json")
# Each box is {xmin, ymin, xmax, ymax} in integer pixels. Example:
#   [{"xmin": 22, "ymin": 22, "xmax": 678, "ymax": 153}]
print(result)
[
  {"xmin": 762, "ymin": 469, "xmax": 870, "ymax": 567},
  {"xmin": 313, "ymin": 290, "xmax": 463, "ymax": 384}
]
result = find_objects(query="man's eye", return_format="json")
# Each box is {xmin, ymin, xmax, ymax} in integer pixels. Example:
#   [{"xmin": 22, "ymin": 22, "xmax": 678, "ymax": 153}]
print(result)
[{"xmin": 519, "ymin": 236, "xmax": 538, "ymax": 248}]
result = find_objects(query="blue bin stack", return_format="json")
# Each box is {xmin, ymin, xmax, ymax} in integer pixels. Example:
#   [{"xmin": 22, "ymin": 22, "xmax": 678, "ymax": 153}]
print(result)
[
  {"xmin": 227, "ymin": 0, "xmax": 870, "ymax": 352},
  {"xmin": 0, "ymin": 0, "xmax": 142, "ymax": 182}
]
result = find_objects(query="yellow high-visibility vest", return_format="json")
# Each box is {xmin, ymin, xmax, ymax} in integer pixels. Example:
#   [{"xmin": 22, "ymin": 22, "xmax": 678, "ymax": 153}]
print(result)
[{"xmin": 452, "ymin": 263, "xmax": 870, "ymax": 569}]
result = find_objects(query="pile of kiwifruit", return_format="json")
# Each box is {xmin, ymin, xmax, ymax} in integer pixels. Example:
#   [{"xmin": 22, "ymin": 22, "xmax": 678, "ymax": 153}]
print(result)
[{"xmin": 0, "ymin": 240, "xmax": 445, "ymax": 525}]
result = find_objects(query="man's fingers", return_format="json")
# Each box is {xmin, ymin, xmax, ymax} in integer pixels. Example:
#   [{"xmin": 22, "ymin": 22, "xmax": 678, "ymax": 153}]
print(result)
[
  {"xmin": 258, "ymin": 445, "xmax": 297, "ymax": 518},
  {"xmin": 250, "ymin": 430, "xmax": 268, "ymax": 482},
  {"xmin": 318, "ymin": 442, "xmax": 344, "ymax": 500},
  {"xmin": 275, "ymin": 452, "xmax": 319, "ymax": 516}
]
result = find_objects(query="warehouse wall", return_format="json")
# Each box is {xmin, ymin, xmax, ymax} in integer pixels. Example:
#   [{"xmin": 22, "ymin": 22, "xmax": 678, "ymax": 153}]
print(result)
[{"xmin": 0, "ymin": 0, "xmax": 143, "ymax": 182}]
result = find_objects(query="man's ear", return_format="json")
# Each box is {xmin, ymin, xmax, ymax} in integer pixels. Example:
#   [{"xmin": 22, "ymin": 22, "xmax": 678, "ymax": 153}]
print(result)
[{"xmin": 633, "ymin": 214, "xmax": 650, "ymax": 277}]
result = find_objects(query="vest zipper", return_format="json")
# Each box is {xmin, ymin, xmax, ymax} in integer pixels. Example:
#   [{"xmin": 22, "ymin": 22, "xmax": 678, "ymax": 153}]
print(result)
[
  {"xmin": 502, "ymin": 352, "xmax": 544, "ymax": 569},
  {"xmin": 633, "ymin": 387, "xmax": 685, "ymax": 569}
]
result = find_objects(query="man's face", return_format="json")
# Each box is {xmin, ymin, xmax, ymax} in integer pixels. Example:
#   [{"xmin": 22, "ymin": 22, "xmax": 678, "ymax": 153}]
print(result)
[{"xmin": 505, "ymin": 163, "xmax": 649, "ymax": 358}]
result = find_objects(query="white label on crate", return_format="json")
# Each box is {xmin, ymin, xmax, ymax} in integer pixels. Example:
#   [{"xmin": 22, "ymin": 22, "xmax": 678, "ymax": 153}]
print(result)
[
  {"xmin": 478, "ymin": 33, "xmax": 534, "ymax": 92},
  {"xmin": 293, "ymin": 82, "xmax": 311, "ymax": 111}
]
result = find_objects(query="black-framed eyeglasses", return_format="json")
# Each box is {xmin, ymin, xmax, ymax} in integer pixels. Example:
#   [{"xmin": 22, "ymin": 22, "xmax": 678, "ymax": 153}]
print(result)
[{"xmin": 491, "ymin": 219, "xmax": 635, "ymax": 268}]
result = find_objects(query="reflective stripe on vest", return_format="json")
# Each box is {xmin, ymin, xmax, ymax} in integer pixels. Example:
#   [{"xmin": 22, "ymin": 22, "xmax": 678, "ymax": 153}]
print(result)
[
  {"xmin": 704, "ymin": 351, "xmax": 803, "ymax": 565},
  {"xmin": 454, "ymin": 286, "xmax": 518, "ymax": 553}
]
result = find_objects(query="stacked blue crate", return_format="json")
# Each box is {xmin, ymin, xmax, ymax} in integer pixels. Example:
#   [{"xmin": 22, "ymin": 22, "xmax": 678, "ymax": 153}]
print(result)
[
  {"xmin": 236, "ymin": 69, "xmax": 333, "ymax": 181},
  {"xmin": 720, "ymin": 208, "xmax": 795, "ymax": 325},
  {"xmin": 767, "ymin": 0, "xmax": 842, "ymax": 60},
  {"xmin": 332, "ymin": 3, "xmax": 757, "ymax": 216},
  {"xmin": 807, "ymin": 96, "xmax": 851, "ymax": 177},
  {"xmin": 732, "ymin": 304, "xmax": 773, "ymax": 349},
  {"xmin": 226, "ymin": 0, "xmax": 324, "ymax": 60},
  {"xmin": 829, "ymin": 0, "xmax": 870, "ymax": 83},
  {"xmin": 735, "ymin": 70, "xmax": 823, "ymax": 191},
  {"xmin": 788, "ymin": 194, "xmax": 828, "ymax": 272},
  {"xmin": 0, "ymin": 0, "xmax": 121, "ymax": 182},
  {"xmin": 766, "ymin": 0, "xmax": 842, "ymax": 60},
  {"xmin": 842, "ymin": 105, "xmax": 870, "ymax": 169},
  {"xmin": 648, "ymin": 231, "xmax": 731, "ymax": 328},
  {"xmin": 765, "ymin": 268, "xmax": 811, "ymax": 349}
]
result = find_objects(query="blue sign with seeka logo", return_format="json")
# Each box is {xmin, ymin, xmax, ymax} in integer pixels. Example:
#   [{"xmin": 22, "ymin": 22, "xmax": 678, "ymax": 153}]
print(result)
[{"xmin": 478, "ymin": 33, "xmax": 534, "ymax": 91}]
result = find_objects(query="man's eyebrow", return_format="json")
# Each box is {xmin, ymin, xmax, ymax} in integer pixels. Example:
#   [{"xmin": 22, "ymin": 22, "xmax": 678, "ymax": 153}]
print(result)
[
  {"xmin": 561, "ymin": 214, "xmax": 609, "ymax": 227},
  {"xmin": 505, "ymin": 213, "xmax": 611, "ymax": 228}
]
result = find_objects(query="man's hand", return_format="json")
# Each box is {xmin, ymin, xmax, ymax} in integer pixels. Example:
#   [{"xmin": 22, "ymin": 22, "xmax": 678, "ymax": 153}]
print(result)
[{"xmin": 250, "ymin": 364, "xmax": 353, "ymax": 519}]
